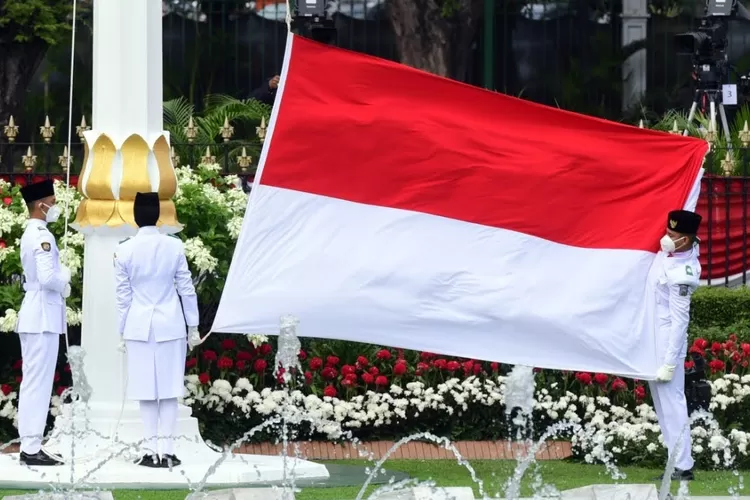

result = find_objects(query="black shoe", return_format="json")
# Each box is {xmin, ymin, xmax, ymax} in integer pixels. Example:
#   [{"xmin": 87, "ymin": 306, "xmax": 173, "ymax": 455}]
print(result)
[
  {"xmin": 19, "ymin": 450, "xmax": 63, "ymax": 466},
  {"xmin": 654, "ymin": 468, "xmax": 694, "ymax": 481},
  {"xmin": 134, "ymin": 453, "xmax": 161, "ymax": 468},
  {"xmin": 161, "ymin": 454, "xmax": 181, "ymax": 468}
]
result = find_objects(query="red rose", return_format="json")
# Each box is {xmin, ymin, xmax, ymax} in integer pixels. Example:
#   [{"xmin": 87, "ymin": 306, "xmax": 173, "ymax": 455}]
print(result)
[
  {"xmin": 695, "ymin": 338, "xmax": 709, "ymax": 349},
  {"xmin": 309, "ymin": 357, "xmax": 323, "ymax": 371},
  {"xmin": 2, "ymin": 197, "xmax": 11, "ymax": 206},
  {"xmin": 0, "ymin": 240, "xmax": 5, "ymax": 249},
  {"xmin": 342, "ymin": 364, "xmax": 356, "ymax": 376},
  {"xmin": 54, "ymin": 372, "xmax": 60, "ymax": 383},
  {"xmin": 375, "ymin": 375, "xmax": 388, "ymax": 386},
  {"xmin": 341, "ymin": 373, "xmax": 357, "ymax": 387},
  {"xmin": 575, "ymin": 372, "xmax": 592, "ymax": 385},
  {"xmin": 321, "ymin": 366, "xmax": 338, "ymax": 380},
  {"xmin": 393, "ymin": 362, "xmax": 407, "ymax": 376},
  {"xmin": 490, "ymin": 362, "xmax": 499, "ymax": 372},
  {"xmin": 323, "ymin": 385, "xmax": 337, "ymax": 398},
  {"xmin": 593, "ymin": 373, "xmax": 608, "ymax": 385},
  {"xmin": 15, "ymin": 376, "xmax": 22, "ymax": 384},
  {"xmin": 462, "ymin": 361, "xmax": 474, "ymax": 374},
  {"xmin": 198, "ymin": 373, "xmax": 210, "ymax": 384},
  {"xmin": 708, "ymin": 359, "xmax": 725, "ymax": 373},
  {"xmin": 326, "ymin": 355, "xmax": 340, "ymax": 366},
  {"xmin": 634, "ymin": 385, "xmax": 646, "ymax": 400},
  {"xmin": 445, "ymin": 361, "xmax": 460, "ymax": 372},
  {"xmin": 611, "ymin": 378, "xmax": 627, "ymax": 391},
  {"xmin": 356, "ymin": 356, "xmax": 369, "ymax": 367},
  {"xmin": 220, "ymin": 339, "xmax": 236, "ymax": 351},
  {"xmin": 432, "ymin": 359, "xmax": 447, "ymax": 369},
  {"xmin": 298, "ymin": 349, "xmax": 307, "ymax": 361},
  {"xmin": 0, "ymin": 384, "xmax": 11, "ymax": 396},
  {"xmin": 742, "ymin": 343, "xmax": 750, "ymax": 355},
  {"xmin": 420, "ymin": 352, "xmax": 435, "ymax": 361},
  {"xmin": 12, "ymin": 359, "xmax": 22, "ymax": 370},
  {"xmin": 689, "ymin": 345, "xmax": 705, "ymax": 356},
  {"xmin": 218, "ymin": 356, "xmax": 234, "ymax": 370},
  {"xmin": 304, "ymin": 371, "xmax": 313, "ymax": 384},
  {"xmin": 202, "ymin": 350, "xmax": 217, "ymax": 361},
  {"xmin": 369, "ymin": 366, "xmax": 380, "ymax": 376},
  {"xmin": 254, "ymin": 359, "xmax": 268, "ymax": 373},
  {"xmin": 237, "ymin": 351, "xmax": 253, "ymax": 361},
  {"xmin": 684, "ymin": 359, "xmax": 695, "ymax": 370},
  {"xmin": 729, "ymin": 333, "xmax": 738, "ymax": 342},
  {"xmin": 56, "ymin": 386, "xmax": 68, "ymax": 396},
  {"xmin": 711, "ymin": 342, "xmax": 722, "ymax": 354},
  {"xmin": 473, "ymin": 364, "xmax": 482, "ymax": 375},
  {"xmin": 732, "ymin": 352, "xmax": 742, "ymax": 363},
  {"xmin": 361, "ymin": 373, "xmax": 374, "ymax": 384},
  {"xmin": 417, "ymin": 362, "xmax": 429, "ymax": 372},
  {"xmin": 259, "ymin": 343, "xmax": 272, "ymax": 356},
  {"xmin": 236, "ymin": 360, "xmax": 246, "ymax": 371},
  {"xmin": 185, "ymin": 358, "xmax": 198, "ymax": 369},
  {"xmin": 376, "ymin": 349, "xmax": 391, "ymax": 361}
]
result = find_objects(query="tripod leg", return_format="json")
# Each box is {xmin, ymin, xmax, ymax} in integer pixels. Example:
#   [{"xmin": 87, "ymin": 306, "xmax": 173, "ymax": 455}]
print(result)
[
  {"xmin": 719, "ymin": 103, "xmax": 733, "ymax": 151},
  {"xmin": 684, "ymin": 100, "xmax": 699, "ymax": 136}
]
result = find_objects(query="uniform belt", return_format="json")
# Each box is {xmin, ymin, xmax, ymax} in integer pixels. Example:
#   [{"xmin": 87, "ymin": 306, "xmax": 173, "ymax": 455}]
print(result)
[{"xmin": 23, "ymin": 282, "xmax": 42, "ymax": 291}]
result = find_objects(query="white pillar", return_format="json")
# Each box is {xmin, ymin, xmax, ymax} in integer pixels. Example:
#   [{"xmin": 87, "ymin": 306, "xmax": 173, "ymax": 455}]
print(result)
[{"xmin": 621, "ymin": 0, "xmax": 649, "ymax": 111}]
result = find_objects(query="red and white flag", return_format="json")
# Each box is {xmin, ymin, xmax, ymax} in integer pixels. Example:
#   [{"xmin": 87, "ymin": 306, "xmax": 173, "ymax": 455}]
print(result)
[{"xmin": 212, "ymin": 34, "xmax": 708, "ymax": 377}]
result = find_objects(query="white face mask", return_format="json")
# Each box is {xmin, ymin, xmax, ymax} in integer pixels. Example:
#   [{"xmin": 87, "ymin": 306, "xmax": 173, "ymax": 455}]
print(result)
[
  {"xmin": 40, "ymin": 203, "xmax": 61, "ymax": 223},
  {"xmin": 660, "ymin": 234, "xmax": 686, "ymax": 253}
]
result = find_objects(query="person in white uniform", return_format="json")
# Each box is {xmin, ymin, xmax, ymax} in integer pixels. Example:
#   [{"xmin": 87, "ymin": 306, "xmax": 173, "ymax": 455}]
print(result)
[
  {"xmin": 15, "ymin": 179, "xmax": 71, "ymax": 466},
  {"xmin": 114, "ymin": 192, "xmax": 200, "ymax": 468},
  {"xmin": 650, "ymin": 209, "xmax": 702, "ymax": 481}
]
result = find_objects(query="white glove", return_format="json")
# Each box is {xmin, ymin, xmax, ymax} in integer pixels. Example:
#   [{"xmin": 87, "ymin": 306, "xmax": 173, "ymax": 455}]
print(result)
[
  {"xmin": 187, "ymin": 326, "xmax": 202, "ymax": 350},
  {"xmin": 60, "ymin": 265, "xmax": 71, "ymax": 283},
  {"xmin": 117, "ymin": 339, "xmax": 126, "ymax": 353},
  {"xmin": 62, "ymin": 283, "xmax": 71, "ymax": 299},
  {"xmin": 655, "ymin": 364, "xmax": 676, "ymax": 382}
]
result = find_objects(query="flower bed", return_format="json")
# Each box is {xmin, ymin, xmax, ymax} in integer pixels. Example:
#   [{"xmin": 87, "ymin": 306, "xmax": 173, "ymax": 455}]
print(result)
[{"xmin": 1, "ymin": 165, "xmax": 750, "ymax": 469}]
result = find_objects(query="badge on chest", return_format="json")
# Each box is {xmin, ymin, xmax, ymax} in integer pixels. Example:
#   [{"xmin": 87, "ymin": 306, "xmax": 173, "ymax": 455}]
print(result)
[{"xmin": 41, "ymin": 242, "xmax": 51, "ymax": 252}]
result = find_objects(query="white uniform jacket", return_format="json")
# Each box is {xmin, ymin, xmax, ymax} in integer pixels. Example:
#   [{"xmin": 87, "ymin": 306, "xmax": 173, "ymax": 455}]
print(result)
[
  {"xmin": 114, "ymin": 226, "xmax": 199, "ymax": 342},
  {"xmin": 16, "ymin": 219, "xmax": 68, "ymax": 334},
  {"xmin": 655, "ymin": 245, "xmax": 701, "ymax": 366}
]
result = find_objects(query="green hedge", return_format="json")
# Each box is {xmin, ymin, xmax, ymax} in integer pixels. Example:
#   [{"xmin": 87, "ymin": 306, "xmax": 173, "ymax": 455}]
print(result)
[{"xmin": 691, "ymin": 286, "xmax": 750, "ymax": 328}]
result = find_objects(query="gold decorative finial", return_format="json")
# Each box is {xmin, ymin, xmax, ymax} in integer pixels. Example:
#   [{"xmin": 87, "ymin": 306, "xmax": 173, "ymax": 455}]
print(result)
[
  {"xmin": 76, "ymin": 116, "xmax": 90, "ymax": 141},
  {"xmin": 237, "ymin": 147, "xmax": 253, "ymax": 172},
  {"xmin": 4, "ymin": 116, "xmax": 19, "ymax": 142},
  {"xmin": 638, "ymin": 119, "xmax": 644, "ymax": 129},
  {"xmin": 705, "ymin": 121, "xmax": 717, "ymax": 145},
  {"xmin": 740, "ymin": 121, "xmax": 750, "ymax": 147},
  {"xmin": 184, "ymin": 117, "xmax": 198, "ymax": 143},
  {"xmin": 40, "ymin": 116, "xmax": 56, "ymax": 143},
  {"xmin": 256, "ymin": 116, "xmax": 267, "ymax": 143},
  {"xmin": 58, "ymin": 146, "xmax": 72, "ymax": 170},
  {"xmin": 721, "ymin": 151, "xmax": 735, "ymax": 176},
  {"xmin": 669, "ymin": 120, "xmax": 680, "ymax": 135},
  {"xmin": 22, "ymin": 147, "xmax": 37, "ymax": 172},
  {"xmin": 220, "ymin": 116, "xmax": 234, "ymax": 142},
  {"xmin": 170, "ymin": 147, "xmax": 180, "ymax": 167},
  {"xmin": 201, "ymin": 146, "xmax": 216, "ymax": 165}
]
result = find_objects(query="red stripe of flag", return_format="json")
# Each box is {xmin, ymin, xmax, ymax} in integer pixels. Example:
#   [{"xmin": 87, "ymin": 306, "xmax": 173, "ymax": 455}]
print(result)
[{"xmin": 261, "ymin": 36, "xmax": 707, "ymax": 251}]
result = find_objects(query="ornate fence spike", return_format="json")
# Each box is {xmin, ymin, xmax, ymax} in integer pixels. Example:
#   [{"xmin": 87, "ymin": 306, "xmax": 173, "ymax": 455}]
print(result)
[
  {"xmin": 721, "ymin": 151, "xmax": 735, "ymax": 176},
  {"xmin": 256, "ymin": 115, "xmax": 267, "ymax": 143},
  {"xmin": 705, "ymin": 120, "xmax": 717, "ymax": 145},
  {"xmin": 185, "ymin": 116, "xmax": 198, "ymax": 143},
  {"xmin": 171, "ymin": 146, "xmax": 180, "ymax": 167},
  {"xmin": 669, "ymin": 120, "xmax": 680, "ymax": 135},
  {"xmin": 40, "ymin": 115, "xmax": 56, "ymax": 143},
  {"xmin": 58, "ymin": 146, "xmax": 72, "ymax": 171},
  {"xmin": 22, "ymin": 146, "xmax": 37, "ymax": 172},
  {"xmin": 201, "ymin": 146, "xmax": 215, "ymax": 165},
  {"xmin": 220, "ymin": 116, "xmax": 234, "ymax": 142},
  {"xmin": 236, "ymin": 147, "xmax": 253, "ymax": 172},
  {"xmin": 740, "ymin": 121, "xmax": 750, "ymax": 147},
  {"xmin": 76, "ymin": 116, "xmax": 91, "ymax": 141},
  {"xmin": 638, "ymin": 119, "xmax": 644, "ymax": 129},
  {"xmin": 3, "ymin": 115, "xmax": 19, "ymax": 143}
]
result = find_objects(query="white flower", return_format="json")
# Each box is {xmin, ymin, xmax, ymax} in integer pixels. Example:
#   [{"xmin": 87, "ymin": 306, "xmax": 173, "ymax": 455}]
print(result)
[
  {"xmin": 183, "ymin": 237, "xmax": 218, "ymax": 274},
  {"xmin": 227, "ymin": 216, "xmax": 243, "ymax": 240},
  {"xmin": 66, "ymin": 308, "xmax": 83, "ymax": 326},
  {"xmin": 247, "ymin": 334, "xmax": 269, "ymax": 348},
  {"xmin": 0, "ymin": 308, "xmax": 18, "ymax": 332}
]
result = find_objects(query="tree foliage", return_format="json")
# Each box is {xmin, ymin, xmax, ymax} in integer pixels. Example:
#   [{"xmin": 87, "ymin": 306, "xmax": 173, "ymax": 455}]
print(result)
[{"xmin": 0, "ymin": 0, "xmax": 83, "ymax": 45}]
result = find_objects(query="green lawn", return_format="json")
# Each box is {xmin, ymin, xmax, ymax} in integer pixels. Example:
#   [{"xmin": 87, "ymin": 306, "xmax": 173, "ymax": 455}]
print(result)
[{"xmin": 0, "ymin": 459, "xmax": 744, "ymax": 499}]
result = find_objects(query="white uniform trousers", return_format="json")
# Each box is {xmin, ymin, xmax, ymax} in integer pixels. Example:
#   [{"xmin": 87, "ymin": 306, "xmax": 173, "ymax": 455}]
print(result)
[
  {"xmin": 17, "ymin": 332, "xmax": 60, "ymax": 454},
  {"xmin": 648, "ymin": 362, "xmax": 694, "ymax": 471}
]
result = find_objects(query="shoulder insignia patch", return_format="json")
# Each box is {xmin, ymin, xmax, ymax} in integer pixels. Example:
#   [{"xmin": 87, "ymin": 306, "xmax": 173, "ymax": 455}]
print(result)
[
  {"xmin": 41, "ymin": 242, "xmax": 51, "ymax": 252},
  {"xmin": 118, "ymin": 237, "xmax": 131, "ymax": 244},
  {"xmin": 685, "ymin": 265, "xmax": 693, "ymax": 276},
  {"xmin": 679, "ymin": 284, "xmax": 689, "ymax": 296},
  {"xmin": 37, "ymin": 226, "xmax": 47, "ymax": 231}
]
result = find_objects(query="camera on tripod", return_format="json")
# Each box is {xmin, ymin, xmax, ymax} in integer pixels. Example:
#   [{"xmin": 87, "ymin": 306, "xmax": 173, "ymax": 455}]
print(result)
[{"xmin": 292, "ymin": 0, "xmax": 337, "ymax": 44}]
